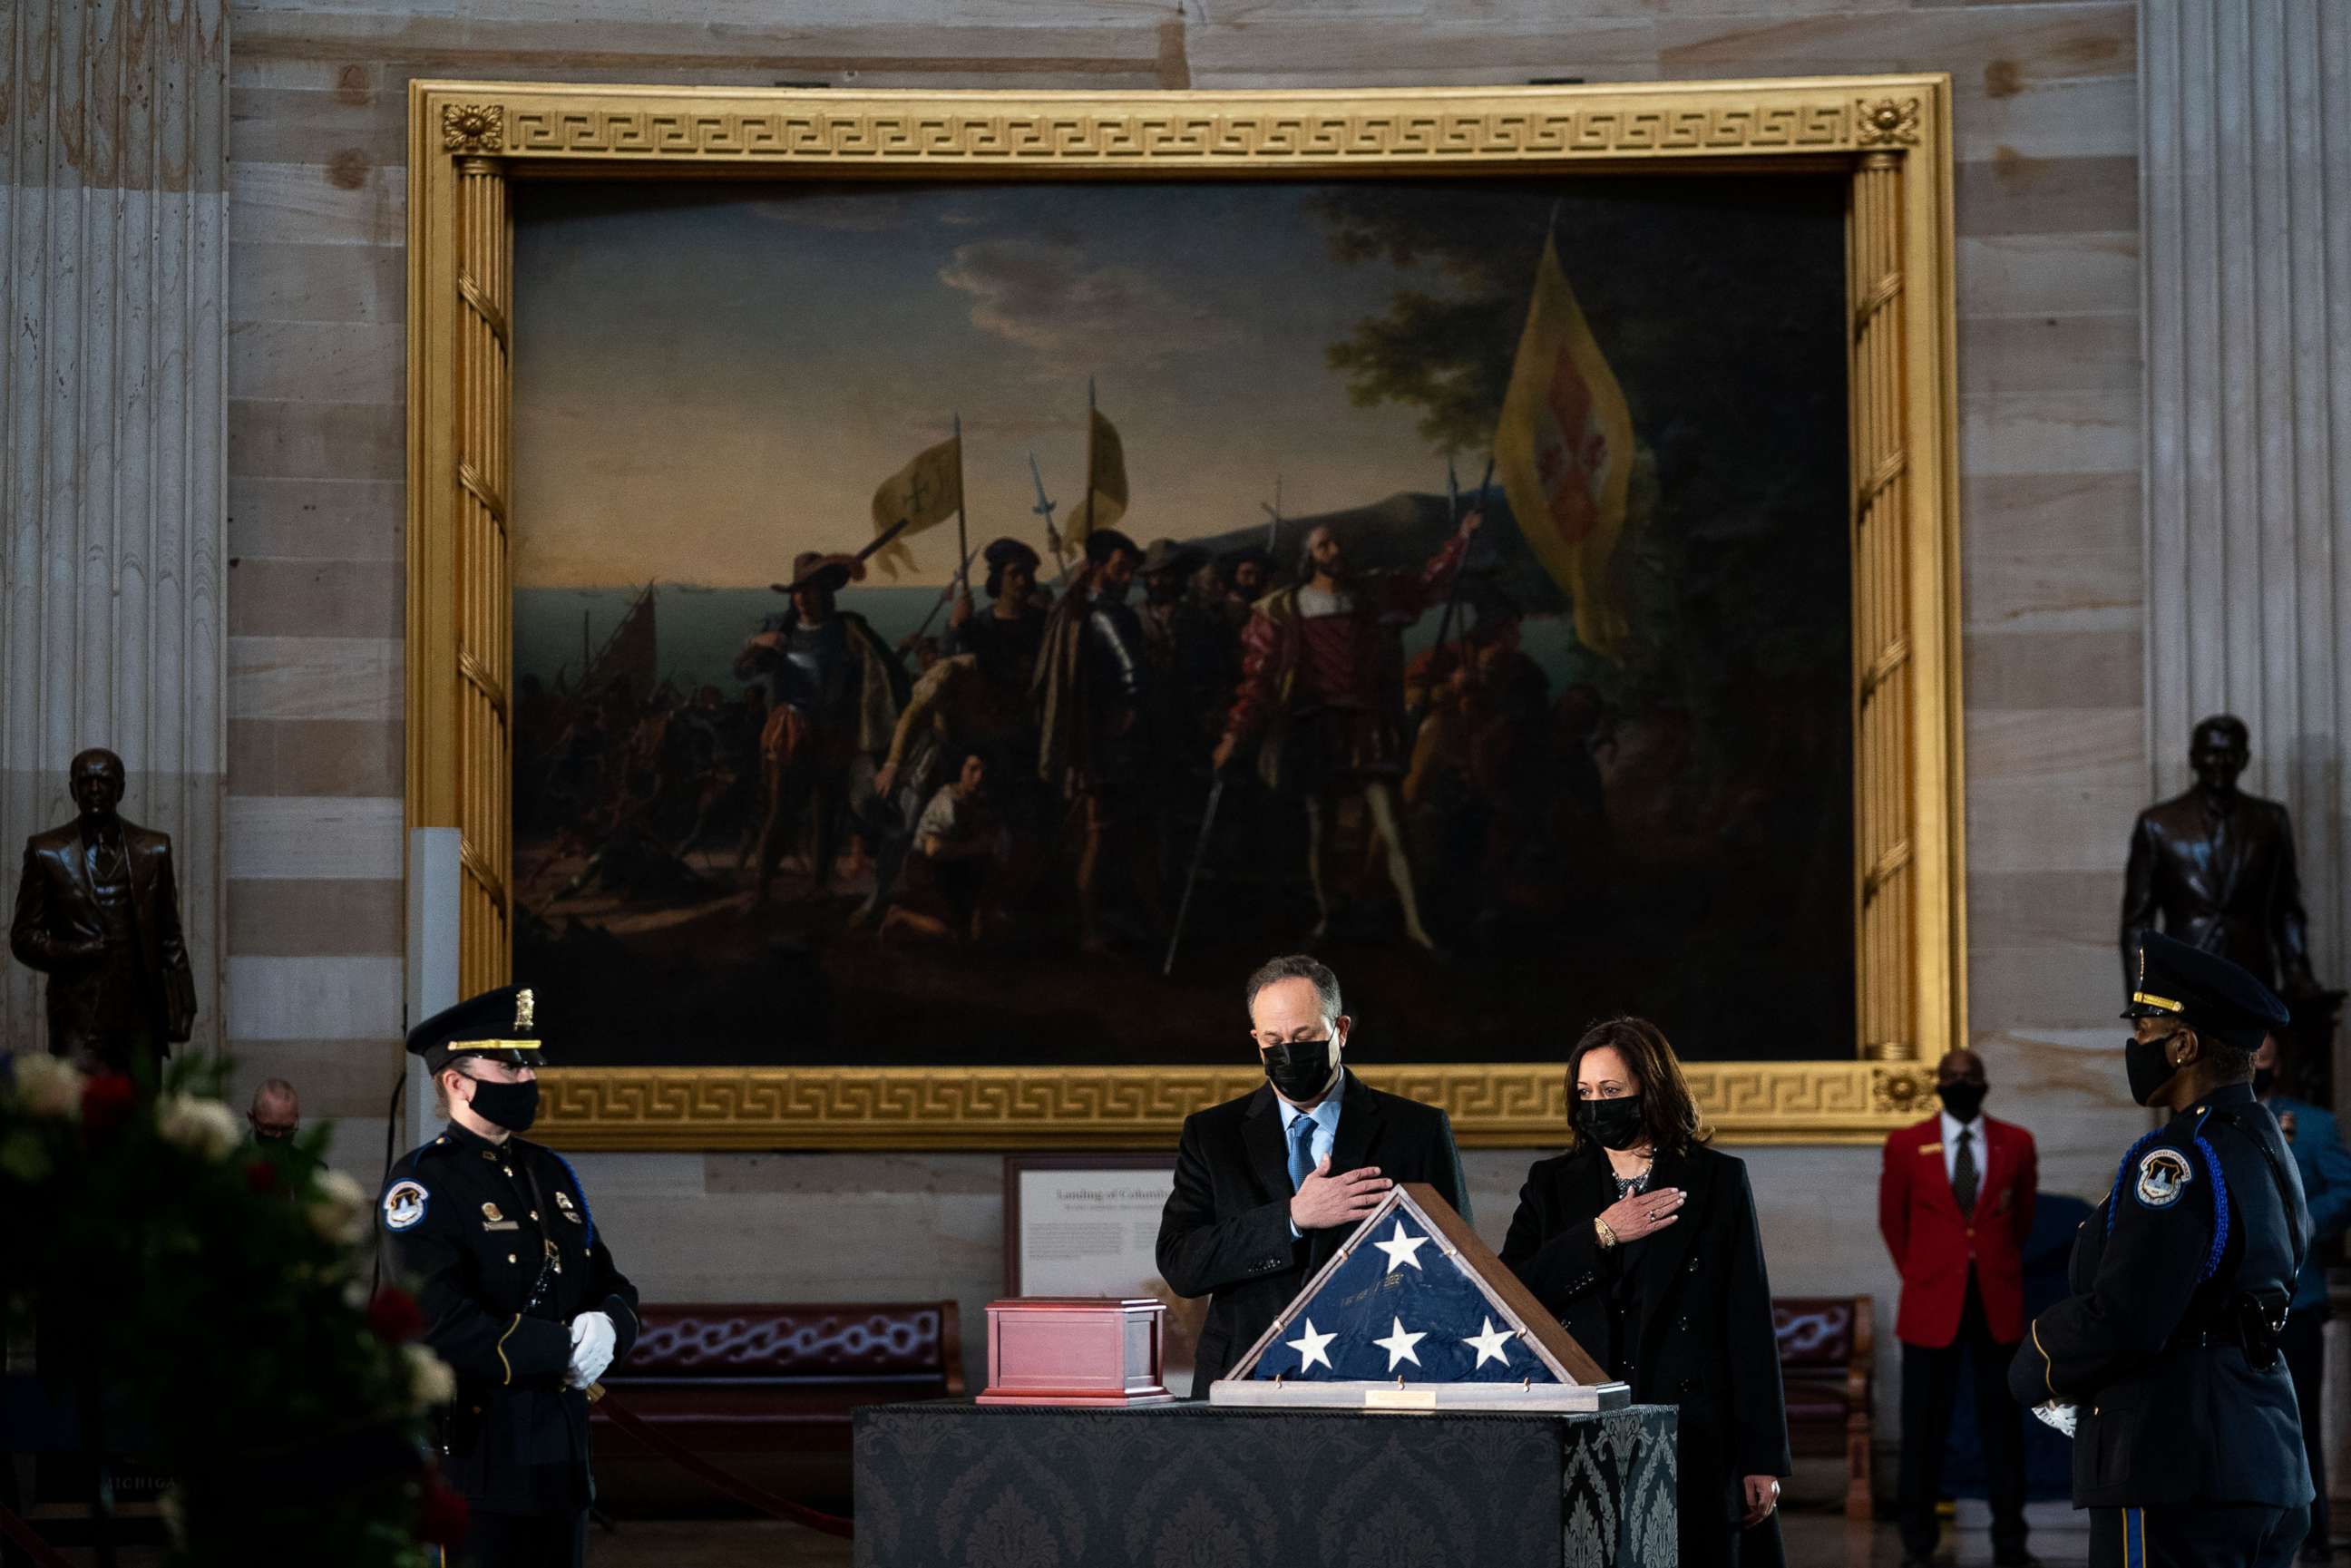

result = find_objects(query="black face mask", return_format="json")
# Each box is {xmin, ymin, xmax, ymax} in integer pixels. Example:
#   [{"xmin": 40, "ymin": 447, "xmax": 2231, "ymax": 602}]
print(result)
[
  {"xmin": 249, "ymin": 1124, "xmax": 296, "ymax": 1144},
  {"xmin": 2125, "ymin": 1031, "xmax": 2182, "ymax": 1108},
  {"xmin": 2254, "ymin": 1067, "xmax": 2278, "ymax": 1097},
  {"xmin": 1936, "ymin": 1083, "xmax": 1987, "ymax": 1124},
  {"xmin": 464, "ymin": 1076, "xmax": 541, "ymax": 1134},
  {"xmin": 1262, "ymin": 1038, "xmax": 1337, "ymax": 1103},
  {"xmin": 1575, "ymin": 1095, "xmax": 1647, "ymax": 1151}
]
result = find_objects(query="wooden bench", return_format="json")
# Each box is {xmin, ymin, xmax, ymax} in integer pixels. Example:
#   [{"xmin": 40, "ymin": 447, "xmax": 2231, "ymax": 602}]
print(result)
[
  {"xmin": 1772, "ymin": 1295, "xmax": 1874, "ymax": 1520},
  {"xmin": 589, "ymin": 1301, "xmax": 963, "ymax": 1513}
]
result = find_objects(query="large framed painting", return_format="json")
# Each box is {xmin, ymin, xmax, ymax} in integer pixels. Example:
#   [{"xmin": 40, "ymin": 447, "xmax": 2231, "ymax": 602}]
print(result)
[{"xmin": 405, "ymin": 80, "xmax": 1965, "ymax": 1151}]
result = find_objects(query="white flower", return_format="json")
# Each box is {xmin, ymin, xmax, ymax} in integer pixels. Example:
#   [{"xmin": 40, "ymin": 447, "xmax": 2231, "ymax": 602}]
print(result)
[
  {"xmin": 405, "ymin": 1344, "xmax": 456, "ymax": 1411},
  {"xmin": 308, "ymin": 1167, "xmax": 371, "ymax": 1245},
  {"xmin": 155, "ymin": 1095, "xmax": 241, "ymax": 1160},
  {"xmin": 7, "ymin": 1053, "xmax": 84, "ymax": 1120}
]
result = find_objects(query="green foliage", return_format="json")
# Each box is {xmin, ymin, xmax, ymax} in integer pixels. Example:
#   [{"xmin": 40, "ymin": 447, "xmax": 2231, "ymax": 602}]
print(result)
[{"xmin": 0, "ymin": 1051, "xmax": 452, "ymax": 1568}]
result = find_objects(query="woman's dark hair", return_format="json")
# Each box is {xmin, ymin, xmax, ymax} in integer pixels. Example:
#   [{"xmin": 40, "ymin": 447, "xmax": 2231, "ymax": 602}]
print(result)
[{"xmin": 1564, "ymin": 1016, "xmax": 1708, "ymax": 1154}]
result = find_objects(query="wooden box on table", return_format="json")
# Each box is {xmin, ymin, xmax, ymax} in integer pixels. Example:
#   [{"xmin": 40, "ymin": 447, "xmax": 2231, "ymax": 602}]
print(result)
[{"xmin": 977, "ymin": 1297, "xmax": 1176, "ymax": 1407}]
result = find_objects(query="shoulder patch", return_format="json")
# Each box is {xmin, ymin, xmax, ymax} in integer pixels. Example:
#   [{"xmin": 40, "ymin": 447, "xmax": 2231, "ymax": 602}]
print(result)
[
  {"xmin": 382, "ymin": 1178, "xmax": 430, "ymax": 1232},
  {"xmin": 2134, "ymin": 1147, "xmax": 2194, "ymax": 1209}
]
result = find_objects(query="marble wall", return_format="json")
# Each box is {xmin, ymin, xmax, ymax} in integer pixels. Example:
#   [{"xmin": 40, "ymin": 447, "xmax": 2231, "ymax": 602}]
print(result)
[{"xmin": 210, "ymin": 0, "xmax": 2158, "ymax": 1450}]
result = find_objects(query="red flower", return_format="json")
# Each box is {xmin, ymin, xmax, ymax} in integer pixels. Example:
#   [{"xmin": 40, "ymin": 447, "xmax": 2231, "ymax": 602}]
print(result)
[
  {"xmin": 80, "ymin": 1073, "xmax": 137, "ymax": 1135},
  {"xmin": 416, "ymin": 1474, "xmax": 470, "ymax": 1545},
  {"xmin": 244, "ymin": 1159, "xmax": 280, "ymax": 1194},
  {"xmin": 368, "ymin": 1285, "xmax": 424, "ymax": 1345}
]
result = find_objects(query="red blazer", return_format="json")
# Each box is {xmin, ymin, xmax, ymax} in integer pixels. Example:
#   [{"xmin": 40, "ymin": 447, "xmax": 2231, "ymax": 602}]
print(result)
[{"xmin": 1878, "ymin": 1114, "xmax": 2037, "ymax": 1348}]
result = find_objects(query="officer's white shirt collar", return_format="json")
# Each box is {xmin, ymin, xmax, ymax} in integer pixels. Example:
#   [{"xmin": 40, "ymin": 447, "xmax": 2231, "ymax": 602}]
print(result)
[{"xmin": 1939, "ymin": 1107, "xmax": 1985, "ymax": 1185}]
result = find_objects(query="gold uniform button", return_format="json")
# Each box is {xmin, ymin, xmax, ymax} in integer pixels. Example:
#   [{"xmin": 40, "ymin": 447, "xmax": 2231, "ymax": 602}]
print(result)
[
  {"xmin": 502, "ymin": 1166, "xmax": 514, "ymax": 1178},
  {"xmin": 507, "ymin": 1252, "xmax": 518, "ymax": 1264},
  {"xmin": 530, "ymin": 1212, "xmax": 540, "ymax": 1222}
]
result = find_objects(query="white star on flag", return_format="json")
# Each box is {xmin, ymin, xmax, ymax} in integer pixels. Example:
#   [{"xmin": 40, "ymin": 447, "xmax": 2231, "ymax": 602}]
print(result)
[
  {"xmin": 1371, "ymin": 1220, "xmax": 1429, "ymax": 1273},
  {"xmin": 1374, "ymin": 1316, "xmax": 1427, "ymax": 1371},
  {"xmin": 1285, "ymin": 1318, "xmax": 1336, "ymax": 1373},
  {"xmin": 1461, "ymin": 1316, "xmax": 1514, "ymax": 1368}
]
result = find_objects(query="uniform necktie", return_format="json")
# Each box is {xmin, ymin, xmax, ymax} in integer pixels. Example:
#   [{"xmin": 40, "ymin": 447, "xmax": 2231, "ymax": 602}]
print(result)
[
  {"xmin": 1288, "ymin": 1115, "xmax": 1318, "ymax": 1191},
  {"xmin": 1952, "ymin": 1126, "xmax": 1978, "ymax": 1214}
]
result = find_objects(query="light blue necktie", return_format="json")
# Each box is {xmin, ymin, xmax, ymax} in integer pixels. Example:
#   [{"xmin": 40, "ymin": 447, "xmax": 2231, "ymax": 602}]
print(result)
[{"xmin": 1288, "ymin": 1114, "xmax": 1318, "ymax": 1191}]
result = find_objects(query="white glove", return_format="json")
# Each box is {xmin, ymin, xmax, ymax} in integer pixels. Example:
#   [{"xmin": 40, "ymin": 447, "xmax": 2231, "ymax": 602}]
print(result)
[
  {"xmin": 567, "ymin": 1310, "xmax": 617, "ymax": 1388},
  {"xmin": 2030, "ymin": 1400, "xmax": 2078, "ymax": 1440}
]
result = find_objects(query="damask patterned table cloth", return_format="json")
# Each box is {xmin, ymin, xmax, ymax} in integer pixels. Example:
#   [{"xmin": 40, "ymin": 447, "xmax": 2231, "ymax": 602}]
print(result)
[{"xmin": 853, "ymin": 1399, "xmax": 1678, "ymax": 1567}]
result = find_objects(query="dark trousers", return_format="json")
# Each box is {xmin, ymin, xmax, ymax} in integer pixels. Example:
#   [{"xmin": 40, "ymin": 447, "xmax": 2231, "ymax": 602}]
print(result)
[
  {"xmin": 449, "ymin": 1508, "xmax": 586, "ymax": 1568},
  {"xmin": 2282, "ymin": 1306, "xmax": 2330, "ymax": 1554},
  {"xmin": 1898, "ymin": 1272, "xmax": 2028, "ymax": 1560},
  {"xmin": 2092, "ymin": 1503, "xmax": 2310, "ymax": 1567}
]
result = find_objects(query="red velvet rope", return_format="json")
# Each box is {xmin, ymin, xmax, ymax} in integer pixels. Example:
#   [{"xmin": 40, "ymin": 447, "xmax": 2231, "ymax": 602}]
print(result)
[
  {"xmin": 0, "ymin": 1499, "xmax": 79, "ymax": 1568},
  {"xmin": 593, "ymin": 1394, "xmax": 854, "ymax": 1540}
]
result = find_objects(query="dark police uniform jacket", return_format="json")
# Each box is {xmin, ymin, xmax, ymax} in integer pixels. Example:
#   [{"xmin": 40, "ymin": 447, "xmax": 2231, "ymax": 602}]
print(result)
[
  {"xmin": 1156, "ymin": 1072, "xmax": 1469, "ymax": 1387},
  {"xmin": 2011, "ymin": 1082, "xmax": 2312, "ymax": 1509},
  {"xmin": 378, "ymin": 1122, "xmax": 641, "ymax": 1513}
]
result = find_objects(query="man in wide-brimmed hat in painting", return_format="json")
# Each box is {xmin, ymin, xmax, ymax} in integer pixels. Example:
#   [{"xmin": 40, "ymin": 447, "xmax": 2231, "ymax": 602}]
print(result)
[{"xmin": 733, "ymin": 550, "xmax": 907, "ymax": 903}]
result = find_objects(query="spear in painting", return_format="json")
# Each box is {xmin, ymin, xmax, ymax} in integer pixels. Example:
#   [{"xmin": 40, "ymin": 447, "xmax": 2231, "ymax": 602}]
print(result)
[
  {"xmin": 1260, "ymin": 474, "xmax": 1283, "ymax": 559},
  {"xmin": 1029, "ymin": 452, "xmax": 1068, "ymax": 588}
]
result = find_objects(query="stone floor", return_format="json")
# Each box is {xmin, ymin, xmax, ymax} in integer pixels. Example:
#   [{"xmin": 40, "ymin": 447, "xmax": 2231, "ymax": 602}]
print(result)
[
  {"xmin": 576, "ymin": 1508, "xmax": 2096, "ymax": 1567},
  {"xmin": 30, "ymin": 1506, "xmax": 2095, "ymax": 1567}
]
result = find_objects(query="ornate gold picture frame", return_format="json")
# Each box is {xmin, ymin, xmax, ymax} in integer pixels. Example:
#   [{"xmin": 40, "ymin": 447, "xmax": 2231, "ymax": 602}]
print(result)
[{"xmin": 405, "ymin": 76, "xmax": 1964, "ymax": 1151}]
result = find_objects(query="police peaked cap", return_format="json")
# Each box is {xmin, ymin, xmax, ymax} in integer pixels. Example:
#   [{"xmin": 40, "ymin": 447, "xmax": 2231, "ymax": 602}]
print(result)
[
  {"xmin": 2123, "ymin": 930, "xmax": 2290, "ymax": 1052},
  {"xmin": 406, "ymin": 984, "xmax": 544, "ymax": 1076}
]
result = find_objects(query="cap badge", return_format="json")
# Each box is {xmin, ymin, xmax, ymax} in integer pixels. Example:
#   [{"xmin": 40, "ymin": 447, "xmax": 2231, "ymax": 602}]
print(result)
[{"xmin": 514, "ymin": 989, "xmax": 535, "ymax": 1033}]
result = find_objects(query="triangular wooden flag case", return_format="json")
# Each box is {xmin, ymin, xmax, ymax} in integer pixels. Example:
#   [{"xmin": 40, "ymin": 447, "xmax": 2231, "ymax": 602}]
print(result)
[{"xmin": 1210, "ymin": 1183, "xmax": 1632, "ymax": 1412}]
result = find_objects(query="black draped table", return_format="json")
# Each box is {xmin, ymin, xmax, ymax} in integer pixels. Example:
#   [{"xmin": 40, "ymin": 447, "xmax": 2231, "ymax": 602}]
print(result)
[{"xmin": 853, "ymin": 1398, "xmax": 1678, "ymax": 1567}]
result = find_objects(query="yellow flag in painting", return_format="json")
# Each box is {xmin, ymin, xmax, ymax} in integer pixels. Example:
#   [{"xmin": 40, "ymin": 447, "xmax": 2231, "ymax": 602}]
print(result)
[
  {"xmin": 1071, "ymin": 406, "xmax": 1128, "ymax": 544},
  {"xmin": 1493, "ymin": 234, "xmax": 1634, "ymax": 658},
  {"xmin": 869, "ymin": 433, "xmax": 962, "ymax": 579}
]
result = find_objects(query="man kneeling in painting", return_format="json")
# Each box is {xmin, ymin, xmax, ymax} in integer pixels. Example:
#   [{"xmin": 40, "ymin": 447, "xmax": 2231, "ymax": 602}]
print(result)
[{"xmin": 879, "ymin": 753, "xmax": 1002, "ymax": 945}]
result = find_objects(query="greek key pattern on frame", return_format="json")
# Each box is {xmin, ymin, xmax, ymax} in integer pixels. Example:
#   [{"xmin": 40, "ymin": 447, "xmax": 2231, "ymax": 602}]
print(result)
[
  {"xmin": 500, "ymin": 102, "xmax": 1863, "ymax": 162},
  {"xmin": 535, "ymin": 1061, "xmax": 1938, "ymax": 1151}
]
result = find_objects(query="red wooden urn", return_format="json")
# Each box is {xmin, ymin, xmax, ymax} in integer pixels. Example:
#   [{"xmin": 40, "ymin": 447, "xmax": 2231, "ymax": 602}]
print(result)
[{"xmin": 976, "ymin": 1297, "xmax": 1177, "ymax": 1407}]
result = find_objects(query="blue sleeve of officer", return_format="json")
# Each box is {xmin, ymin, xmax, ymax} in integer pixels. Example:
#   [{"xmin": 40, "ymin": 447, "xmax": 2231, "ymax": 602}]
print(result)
[
  {"xmin": 2014, "ymin": 1131, "xmax": 2219, "ymax": 1404},
  {"xmin": 2299, "ymin": 1107, "xmax": 2351, "ymax": 1243}
]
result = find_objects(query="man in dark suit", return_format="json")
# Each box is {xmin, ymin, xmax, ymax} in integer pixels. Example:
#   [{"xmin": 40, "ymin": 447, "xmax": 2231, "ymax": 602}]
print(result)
[
  {"xmin": 1156, "ymin": 953, "xmax": 1469, "ymax": 1387},
  {"xmin": 9, "ymin": 747, "xmax": 196, "ymax": 1076},
  {"xmin": 1879, "ymin": 1047, "xmax": 2041, "ymax": 1567},
  {"xmin": 2122, "ymin": 714, "xmax": 2316, "ymax": 996}
]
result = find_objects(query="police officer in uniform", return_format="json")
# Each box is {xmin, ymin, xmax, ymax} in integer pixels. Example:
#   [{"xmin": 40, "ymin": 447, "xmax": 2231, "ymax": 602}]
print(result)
[
  {"xmin": 379, "ymin": 986, "xmax": 641, "ymax": 1568},
  {"xmin": 2011, "ymin": 930, "xmax": 2312, "ymax": 1568}
]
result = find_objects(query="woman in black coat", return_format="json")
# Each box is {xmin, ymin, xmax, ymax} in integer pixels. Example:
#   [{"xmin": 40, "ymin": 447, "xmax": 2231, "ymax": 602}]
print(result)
[{"xmin": 1501, "ymin": 1017, "xmax": 1792, "ymax": 1568}]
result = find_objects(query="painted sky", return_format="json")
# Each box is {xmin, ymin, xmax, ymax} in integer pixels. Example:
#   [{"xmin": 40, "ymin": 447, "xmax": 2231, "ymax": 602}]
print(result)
[{"xmin": 511, "ymin": 181, "xmax": 1464, "ymax": 589}]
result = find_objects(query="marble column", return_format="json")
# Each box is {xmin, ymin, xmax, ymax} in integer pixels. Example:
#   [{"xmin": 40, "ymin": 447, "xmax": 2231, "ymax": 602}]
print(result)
[
  {"xmin": 0, "ymin": 0, "xmax": 229, "ymax": 1054},
  {"xmin": 2144, "ymin": 0, "xmax": 2351, "ymax": 1512},
  {"xmin": 2143, "ymin": 0, "xmax": 2351, "ymax": 997}
]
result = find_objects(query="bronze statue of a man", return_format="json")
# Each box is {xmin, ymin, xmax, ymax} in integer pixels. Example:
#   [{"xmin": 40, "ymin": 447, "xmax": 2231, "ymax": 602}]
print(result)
[
  {"xmin": 9, "ymin": 748, "xmax": 197, "ymax": 1074},
  {"xmin": 2121, "ymin": 715, "xmax": 2317, "ymax": 997}
]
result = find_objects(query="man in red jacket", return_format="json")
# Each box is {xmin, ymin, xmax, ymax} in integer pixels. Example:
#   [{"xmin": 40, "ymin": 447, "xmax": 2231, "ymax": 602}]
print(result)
[{"xmin": 1879, "ymin": 1047, "xmax": 2041, "ymax": 1568}]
